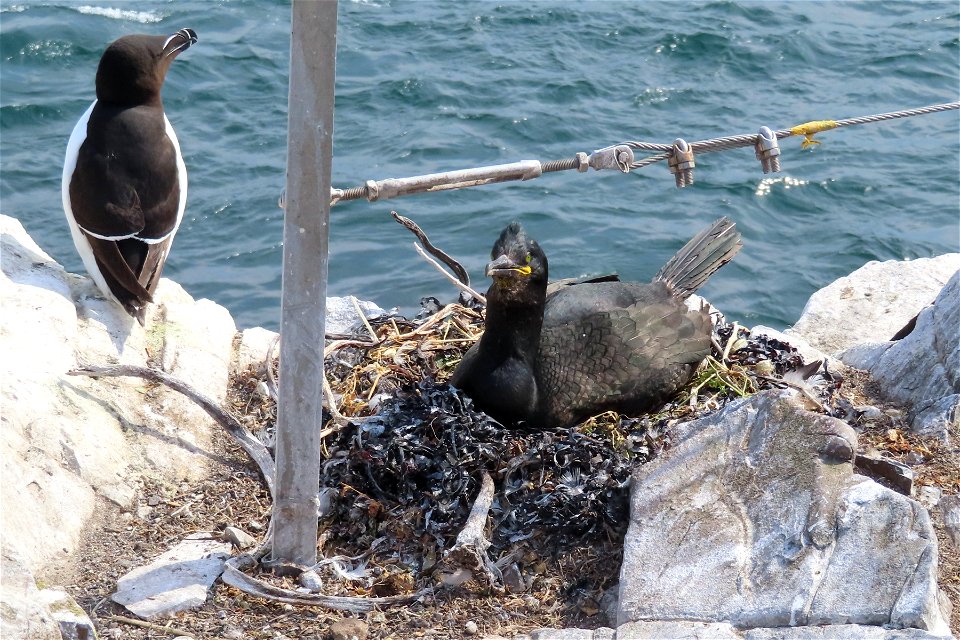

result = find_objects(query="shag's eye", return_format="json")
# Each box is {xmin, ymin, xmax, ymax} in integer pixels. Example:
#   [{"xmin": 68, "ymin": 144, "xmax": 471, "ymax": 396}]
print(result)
[{"xmin": 524, "ymin": 253, "xmax": 532, "ymax": 264}]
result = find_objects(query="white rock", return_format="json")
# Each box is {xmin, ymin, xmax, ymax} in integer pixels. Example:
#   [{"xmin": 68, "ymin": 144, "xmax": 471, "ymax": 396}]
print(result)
[
  {"xmin": 0, "ymin": 547, "xmax": 60, "ymax": 640},
  {"xmin": 234, "ymin": 326, "xmax": 279, "ymax": 375},
  {"xmin": 787, "ymin": 254, "xmax": 959, "ymax": 355},
  {"xmin": 37, "ymin": 586, "xmax": 99, "ymax": 640},
  {"xmin": 617, "ymin": 391, "xmax": 950, "ymax": 635},
  {"xmin": 1, "ymin": 214, "xmax": 235, "ymax": 575},
  {"xmin": 112, "ymin": 532, "xmax": 231, "ymax": 619}
]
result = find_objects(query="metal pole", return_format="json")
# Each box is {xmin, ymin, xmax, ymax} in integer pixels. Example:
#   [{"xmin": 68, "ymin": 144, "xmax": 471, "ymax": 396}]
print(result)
[{"xmin": 271, "ymin": 0, "xmax": 338, "ymax": 567}]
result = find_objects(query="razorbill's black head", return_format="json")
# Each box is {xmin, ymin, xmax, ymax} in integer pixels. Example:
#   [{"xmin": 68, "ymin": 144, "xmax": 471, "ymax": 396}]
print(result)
[{"xmin": 62, "ymin": 28, "xmax": 197, "ymax": 324}]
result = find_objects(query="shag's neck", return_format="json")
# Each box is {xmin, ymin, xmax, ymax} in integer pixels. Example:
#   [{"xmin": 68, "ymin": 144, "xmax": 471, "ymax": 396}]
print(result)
[{"xmin": 480, "ymin": 284, "xmax": 546, "ymax": 360}]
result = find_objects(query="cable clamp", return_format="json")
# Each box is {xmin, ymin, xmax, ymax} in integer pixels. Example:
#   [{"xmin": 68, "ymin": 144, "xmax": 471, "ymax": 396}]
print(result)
[
  {"xmin": 668, "ymin": 138, "xmax": 695, "ymax": 188},
  {"xmin": 754, "ymin": 126, "xmax": 782, "ymax": 174}
]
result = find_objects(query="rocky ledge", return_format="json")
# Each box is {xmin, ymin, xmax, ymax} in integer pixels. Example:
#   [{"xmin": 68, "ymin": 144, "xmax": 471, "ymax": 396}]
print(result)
[{"xmin": 1, "ymin": 213, "xmax": 957, "ymax": 639}]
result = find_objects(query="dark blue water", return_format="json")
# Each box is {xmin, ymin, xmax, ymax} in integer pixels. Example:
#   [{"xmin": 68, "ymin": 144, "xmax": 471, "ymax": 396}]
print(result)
[{"xmin": 2, "ymin": 1, "xmax": 958, "ymax": 331}]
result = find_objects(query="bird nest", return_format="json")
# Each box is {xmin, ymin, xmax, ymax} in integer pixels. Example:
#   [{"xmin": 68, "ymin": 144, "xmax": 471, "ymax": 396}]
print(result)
[{"xmin": 231, "ymin": 298, "xmax": 838, "ymax": 598}]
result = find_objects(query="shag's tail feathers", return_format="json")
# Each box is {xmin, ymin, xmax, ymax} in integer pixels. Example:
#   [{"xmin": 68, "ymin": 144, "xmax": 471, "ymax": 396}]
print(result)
[{"xmin": 654, "ymin": 217, "xmax": 742, "ymax": 299}]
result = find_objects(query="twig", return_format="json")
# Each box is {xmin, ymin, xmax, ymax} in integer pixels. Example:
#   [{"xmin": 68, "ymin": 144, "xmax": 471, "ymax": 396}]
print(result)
[
  {"xmin": 350, "ymin": 295, "xmax": 380, "ymax": 344},
  {"xmin": 722, "ymin": 321, "xmax": 740, "ymax": 362},
  {"xmin": 758, "ymin": 375, "xmax": 826, "ymax": 412},
  {"xmin": 322, "ymin": 375, "xmax": 351, "ymax": 433},
  {"xmin": 413, "ymin": 242, "xmax": 487, "ymax": 305},
  {"xmin": 221, "ymin": 555, "xmax": 430, "ymax": 612},
  {"xmin": 264, "ymin": 334, "xmax": 280, "ymax": 401},
  {"xmin": 391, "ymin": 210, "xmax": 471, "ymax": 286},
  {"xmin": 105, "ymin": 614, "xmax": 193, "ymax": 637},
  {"xmin": 435, "ymin": 471, "xmax": 501, "ymax": 591},
  {"xmin": 68, "ymin": 365, "xmax": 276, "ymax": 497}
]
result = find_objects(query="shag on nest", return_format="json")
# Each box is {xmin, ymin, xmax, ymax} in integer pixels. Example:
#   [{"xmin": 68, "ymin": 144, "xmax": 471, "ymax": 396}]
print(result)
[{"xmin": 451, "ymin": 217, "xmax": 743, "ymax": 428}]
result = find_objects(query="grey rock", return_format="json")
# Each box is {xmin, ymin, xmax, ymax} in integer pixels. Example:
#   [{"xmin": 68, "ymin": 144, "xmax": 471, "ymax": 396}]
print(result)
[
  {"xmin": 840, "ymin": 271, "xmax": 959, "ymax": 438},
  {"xmin": 856, "ymin": 405, "xmax": 884, "ymax": 421},
  {"xmin": 502, "ymin": 562, "xmax": 526, "ymax": 593},
  {"xmin": 112, "ymin": 532, "xmax": 231, "ymax": 619},
  {"xmin": 222, "ymin": 526, "xmax": 257, "ymax": 550},
  {"xmin": 917, "ymin": 486, "xmax": 942, "ymax": 510},
  {"xmin": 787, "ymin": 254, "xmax": 959, "ymax": 355},
  {"xmin": 745, "ymin": 624, "xmax": 953, "ymax": 639},
  {"xmin": 616, "ymin": 621, "xmax": 740, "ymax": 639},
  {"xmin": 911, "ymin": 395, "xmax": 960, "ymax": 439},
  {"xmin": 325, "ymin": 296, "xmax": 389, "ymax": 336},
  {"xmin": 855, "ymin": 453, "xmax": 914, "ymax": 495},
  {"xmin": 617, "ymin": 390, "xmax": 950, "ymax": 635},
  {"xmin": 330, "ymin": 617, "xmax": 368, "ymax": 640},
  {"xmin": 529, "ymin": 629, "xmax": 611, "ymax": 640},
  {"xmin": 0, "ymin": 547, "xmax": 60, "ymax": 640},
  {"xmin": 299, "ymin": 569, "xmax": 323, "ymax": 592},
  {"xmin": 942, "ymin": 495, "xmax": 960, "ymax": 547}
]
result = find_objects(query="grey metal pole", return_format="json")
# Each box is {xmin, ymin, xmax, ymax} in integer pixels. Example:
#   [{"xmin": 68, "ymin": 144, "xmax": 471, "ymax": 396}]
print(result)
[{"xmin": 271, "ymin": 0, "xmax": 338, "ymax": 567}]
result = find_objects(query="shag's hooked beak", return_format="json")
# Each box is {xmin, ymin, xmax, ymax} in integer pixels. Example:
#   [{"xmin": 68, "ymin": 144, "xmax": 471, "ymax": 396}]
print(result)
[
  {"xmin": 486, "ymin": 254, "xmax": 532, "ymax": 279},
  {"xmin": 163, "ymin": 28, "xmax": 198, "ymax": 58}
]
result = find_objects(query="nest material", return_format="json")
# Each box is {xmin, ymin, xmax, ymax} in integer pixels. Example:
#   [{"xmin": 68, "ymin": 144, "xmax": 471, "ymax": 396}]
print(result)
[{"xmin": 233, "ymin": 302, "xmax": 844, "ymax": 595}]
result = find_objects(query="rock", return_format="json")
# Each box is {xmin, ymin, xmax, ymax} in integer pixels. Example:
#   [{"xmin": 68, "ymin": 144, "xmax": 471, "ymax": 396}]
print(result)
[
  {"xmin": 617, "ymin": 390, "xmax": 950, "ymax": 635},
  {"xmin": 233, "ymin": 326, "xmax": 279, "ymax": 375},
  {"xmin": 530, "ymin": 629, "xmax": 610, "ymax": 640},
  {"xmin": 942, "ymin": 495, "xmax": 960, "ymax": 547},
  {"xmin": 744, "ymin": 625, "xmax": 953, "ymax": 639},
  {"xmin": 0, "ymin": 547, "xmax": 61, "ymax": 640},
  {"xmin": 910, "ymin": 395, "xmax": 960, "ymax": 439},
  {"xmin": 616, "ymin": 621, "xmax": 739, "ymax": 639},
  {"xmin": 330, "ymin": 617, "xmax": 369, "ymax": 640},
  {"xmin": 465, "ymin": 620, "xmax": 479, "ymax": 635},
  {"xmin": 855, "ymin": 454, "xmax": 914, "ymax": 495},
  {"xmin": 299, "ymin": 569, "xmax": 323, "ymax": 592},
  {"xmin": 786, "ymin": 254, "xmax": 959, "ymax": 355},
  {"xmin": 112, "ymin": 532, "xmax": 231, "ymax": 619},
  {"xmin": 916, "ymin": 486, "xmax": 942, "ymax": 510},
  {"xmin": 325, "ymin": 296, "xmax": 389, "ymax": 336},
  {"xmin": 839, "ymin": 271, "xmax": 959, "ymax": 437},
  {"xmin": 37, "ymin": 586, "xmax": 99, "ymax": 640},
  {"xmin": 222, "ymin": 526, "xmax": 257, "ymax": 550},
  {"xmin": 1, "ymin": 214, "xmax": 236, "ymax": 576},
  {"xmin": 502, "ymin": 562, "xmax": 526, "ymax": 593}
]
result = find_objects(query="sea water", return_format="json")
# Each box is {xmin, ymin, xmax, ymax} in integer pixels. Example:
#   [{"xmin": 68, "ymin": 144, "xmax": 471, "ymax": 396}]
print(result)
[{"xmin": 2, "ymin": 0, "xmax": 958, "ymax": 330}]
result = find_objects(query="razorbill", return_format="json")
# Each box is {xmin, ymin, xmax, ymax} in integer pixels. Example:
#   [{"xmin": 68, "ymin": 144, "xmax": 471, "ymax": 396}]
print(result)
[{"xmin": 62, "ymin": 28, "xmax": 197, "ymax": 323}]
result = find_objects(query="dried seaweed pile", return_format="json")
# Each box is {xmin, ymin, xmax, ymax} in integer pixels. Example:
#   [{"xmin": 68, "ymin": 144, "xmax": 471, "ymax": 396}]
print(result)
[{"xmin": 235, "ymin": 302, "xmax": 840, "ymax": 581}]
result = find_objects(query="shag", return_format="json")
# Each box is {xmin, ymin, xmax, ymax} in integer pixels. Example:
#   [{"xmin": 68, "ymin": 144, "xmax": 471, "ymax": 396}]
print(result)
[
  {"xmin": 451, "ymin": 217, "xmax": 742, "ymax": 427},
  {"xmin": 62, "ymin": 28, "xmax": 198, "ymax": 323}
]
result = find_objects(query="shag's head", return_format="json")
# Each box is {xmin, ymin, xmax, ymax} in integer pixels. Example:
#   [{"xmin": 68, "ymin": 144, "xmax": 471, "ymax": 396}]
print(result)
[
  {"xmin": 96, "ymin": 28, "xmax": 197, "ymax": 105},
  {"xmin": 485, "ymin": 222, "xmax": 548, "ymax": 299}
]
